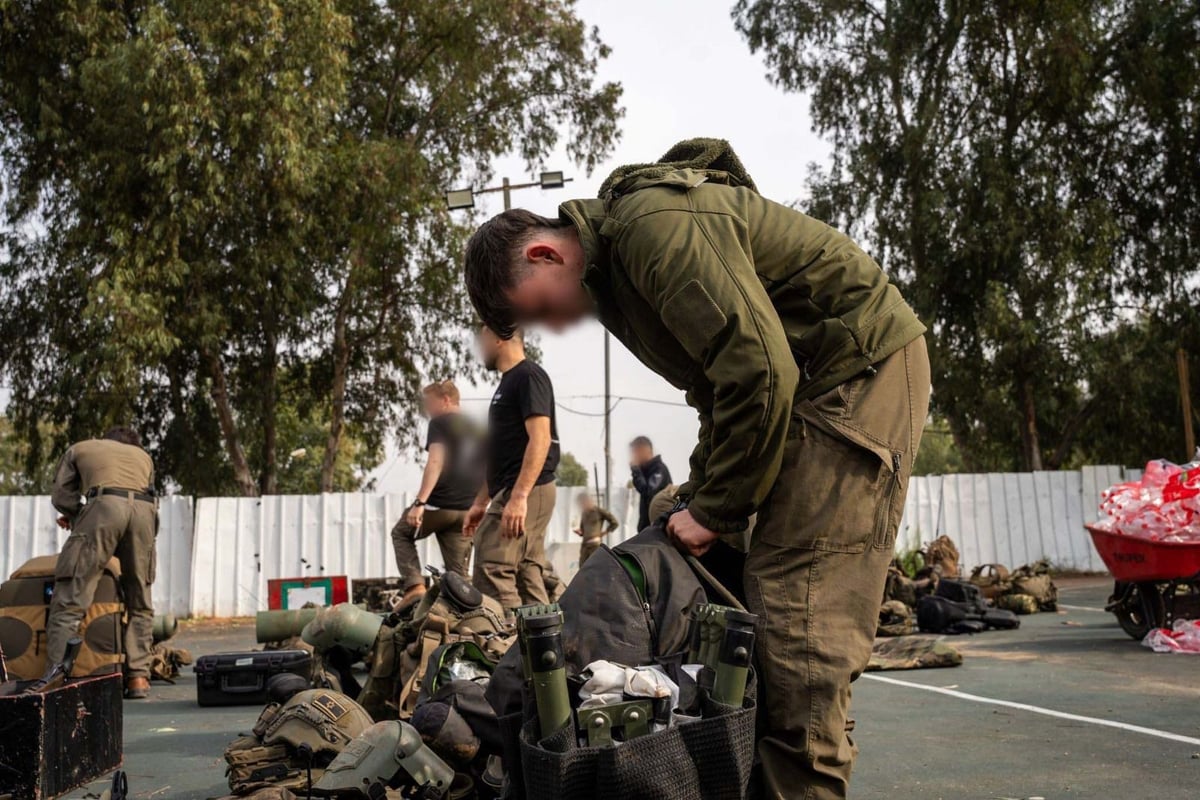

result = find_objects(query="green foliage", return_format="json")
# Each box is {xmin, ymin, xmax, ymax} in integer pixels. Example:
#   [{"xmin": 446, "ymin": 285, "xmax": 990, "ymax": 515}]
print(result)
[
  {"xmin": 913, "ymin": 416, "xmax": 965, "ymax": 477},
  {"xmin": 555, "ymin": 451, "xmax": 589, "ymax": 487},
  {"xmin": 0, "ymin": 416, "xmax": 56, "ymax": 494},
  {"xmin": 735, "ymin": 0, "xmax": 1199, "ymax": 471},
  {"xmin": 0, "ymin": 0, "xmax": 622, "ymax": 496}
]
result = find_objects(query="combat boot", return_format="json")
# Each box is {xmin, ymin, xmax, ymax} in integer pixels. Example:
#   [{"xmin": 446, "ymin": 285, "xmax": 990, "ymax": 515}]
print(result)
[{"xmin": 125, "ymin": 676, "xmax": 150, "ymax": 699}]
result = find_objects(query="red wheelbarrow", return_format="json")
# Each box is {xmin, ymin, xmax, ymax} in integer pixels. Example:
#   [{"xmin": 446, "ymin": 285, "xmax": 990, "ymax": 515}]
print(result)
[{"xmin": 1086, "ymin": 525, "xmax": 1200, "ymax": 639}]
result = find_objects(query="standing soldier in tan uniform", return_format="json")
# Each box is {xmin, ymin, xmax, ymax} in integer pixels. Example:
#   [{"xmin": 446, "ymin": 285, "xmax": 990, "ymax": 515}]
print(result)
[
  {"xmin": 48, "ymin": 426, "xmax": 158, "ymax": 699},
  {"xmin": 464, "ymin": 139, "xmax": 929, "ymax": 798},
  {"xmin": 463, "ymin": 326, "xmax": 560, "ymax": 612},
  {"xmin": 391, "ymin": 380, "xmax": 482, "ymax": 606},
  {"xmin": 573, "ymin": 493, "xmax": 619, "ymax": 566}
]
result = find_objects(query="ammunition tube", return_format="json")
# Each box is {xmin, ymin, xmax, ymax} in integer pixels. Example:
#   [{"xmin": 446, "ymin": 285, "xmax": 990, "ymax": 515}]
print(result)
[
  {"xmin": 523, "ymin": 608, "xmax": 570, "ymax": 739},
  {"xmin": 712, "ymin": 608, "xmax": 757, "ymax": 707}
]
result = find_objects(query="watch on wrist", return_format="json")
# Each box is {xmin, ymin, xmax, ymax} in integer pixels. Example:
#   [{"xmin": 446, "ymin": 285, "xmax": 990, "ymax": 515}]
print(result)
[{"xmin": 412, "ymin": 499, "xmax": 427, "ymax": 508}]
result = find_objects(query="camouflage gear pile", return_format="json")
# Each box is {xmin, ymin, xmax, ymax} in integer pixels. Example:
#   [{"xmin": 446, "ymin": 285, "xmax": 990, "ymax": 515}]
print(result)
[
  {"xmin": 358, "ymin": 572, "xmax": 515, "ymax": 722},
  {"xmin": 969, "ymin": 563, "xmax": 1012, "ymax": 601},
  {"xmin": 1008, "ymin": 560, "xmax": 1058, "ymax": 611},
  {"xmin": 224, "ymin": 688, "xmax": 372, "ymax": 796},
  {"xmin": 148, "ymin": 642, "xmax": 193, "ymax": 683},
  {"xmin": 922, "ymin": 535, "xmax": 961, "ymax": 578},
  {"xmin": 876, "ymin": 600, "xmax": 915, "ymax": 637},
  {"xmin": 995, "ymin": 593, "xmax": 1040, "ymax": 614},
  {"xmin": 867, "ymin": 636, "xmax": 962, "ymax": 671}
]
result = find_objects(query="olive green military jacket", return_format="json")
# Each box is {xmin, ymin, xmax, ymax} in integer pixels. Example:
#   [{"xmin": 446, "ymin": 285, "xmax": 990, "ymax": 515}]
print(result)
[{"xmin": 560, "ymin": 169, "xmax": 924, "ymax": 534}]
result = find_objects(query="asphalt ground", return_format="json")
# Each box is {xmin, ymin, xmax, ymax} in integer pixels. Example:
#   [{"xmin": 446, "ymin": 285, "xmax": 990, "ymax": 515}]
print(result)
[{"xmin": 61, "ymin": 577, "xmax": 1200, "ymax": 800}]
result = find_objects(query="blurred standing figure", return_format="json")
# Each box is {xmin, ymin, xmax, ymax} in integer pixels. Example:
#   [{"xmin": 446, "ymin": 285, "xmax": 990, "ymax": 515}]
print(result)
[
  {"xmin": 464, "ymin": 326, "xmax": 560, "ymax": 611},
  {"xmin": 574, "ymin": 493, "xmax": 619, "ymax": 566},
  {"xmin": 391, "ymin": 380, "xmax": 482, "ymax": 606},
  {"xmin": 630, "ymin": 436, "xmax": 672, "ymax": 530},
  {"xmin": 47, "ymin": 427, "xmax": 157, "ymax": 699}
]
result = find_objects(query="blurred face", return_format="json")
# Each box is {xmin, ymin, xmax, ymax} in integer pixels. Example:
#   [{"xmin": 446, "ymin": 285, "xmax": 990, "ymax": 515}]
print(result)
[
  {"xmin": 504, "ymin": 232, "xmax": 592, "ymax": 333},
  {"xmin": 577, "ymin": 494, "xmax": 594, "ymax": 510},
  {"xmin": 631, "ymin": 442, "xmax": 653, "ymax": 466}
]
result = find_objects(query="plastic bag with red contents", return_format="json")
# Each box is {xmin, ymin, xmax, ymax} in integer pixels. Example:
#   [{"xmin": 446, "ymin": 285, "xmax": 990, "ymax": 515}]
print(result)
[
  {"xmin": 1095, "ymin": 455, "xmax": 1200, "ymax": 542},
  {"xmin": 1142, "ymin": 619, "xmax": 1200, "ymax": 654}
]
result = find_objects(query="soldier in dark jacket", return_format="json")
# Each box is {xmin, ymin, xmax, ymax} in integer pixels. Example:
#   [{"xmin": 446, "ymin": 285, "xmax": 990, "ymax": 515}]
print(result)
[
  {"xmin": 630, "ymin": 435, "xmax": 672, "ymax": 530},
  {"xmin": 463, "ymin": 139, "xmax": 929, "ymax": 799}
]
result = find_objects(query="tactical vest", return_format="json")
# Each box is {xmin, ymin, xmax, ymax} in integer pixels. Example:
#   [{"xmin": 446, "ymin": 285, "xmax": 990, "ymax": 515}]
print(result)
[
  {"xmin": 358, "ymin": 575, "xmax": 515, "ymax": 722},
  {"xmin": 0, "ymin": 554, "xmax": 124, "ymax": 679}
]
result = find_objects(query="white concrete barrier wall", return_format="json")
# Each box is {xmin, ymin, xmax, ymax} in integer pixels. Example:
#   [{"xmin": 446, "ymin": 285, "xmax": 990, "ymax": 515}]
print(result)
[
  {"xmin": 0, "ymin": 495, "xmax": 194, "ymax": 616},
  {"xmin": 0, "ymin": 466, "xmax": 1143, "ymax": 616}
]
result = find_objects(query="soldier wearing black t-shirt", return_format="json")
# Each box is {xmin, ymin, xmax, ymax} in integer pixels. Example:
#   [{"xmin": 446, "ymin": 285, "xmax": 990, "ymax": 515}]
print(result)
[
  {"xmin": 463, "ymin": 326, "xmax": 559, "ymax": 610},
  {"xmin": 391, "ymin": 380, "xmax": 483, "ymax": 605}
]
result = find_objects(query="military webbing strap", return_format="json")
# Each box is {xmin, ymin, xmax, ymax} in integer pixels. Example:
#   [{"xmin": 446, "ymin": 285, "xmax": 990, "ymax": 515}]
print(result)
[{"xmin": 397, "ymin": 615, "xmax": 452, "ymax": 717}]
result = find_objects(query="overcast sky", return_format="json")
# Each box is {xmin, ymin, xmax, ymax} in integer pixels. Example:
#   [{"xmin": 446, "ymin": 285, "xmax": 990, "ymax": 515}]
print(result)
[{"xmin": 370, "ymin": 0, "xmax": 831, "ymax": 498}]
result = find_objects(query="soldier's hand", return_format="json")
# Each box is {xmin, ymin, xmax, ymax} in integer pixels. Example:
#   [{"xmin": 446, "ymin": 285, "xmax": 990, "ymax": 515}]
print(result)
[
  {"xmin": 463, "ymin": 502, "xmax": 487, "ymax": 538},
  {"xmin": 501, "ymin": 492, "xmax": 528, "ymax": 539},
  {"xmin": 667, "ymin": 510, "xmax": 719, "ymax": 557},
  {"xmin": 405, "ymin": 504, "xmax": 425, "ymax": 528}
]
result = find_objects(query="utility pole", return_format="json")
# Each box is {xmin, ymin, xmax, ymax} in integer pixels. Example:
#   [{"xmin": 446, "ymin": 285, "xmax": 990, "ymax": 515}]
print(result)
[
  {"xmin": 604, "ymin": 332, "xmax": 612, "ymax": 510},
  {"xmin": 1178, "ymin": 348, "xmax": 1196, "ymax": 460}
]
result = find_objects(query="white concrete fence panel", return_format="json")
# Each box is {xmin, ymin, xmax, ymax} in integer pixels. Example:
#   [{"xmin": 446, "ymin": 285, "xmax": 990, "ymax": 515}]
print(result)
[{"xmin": 0, "ymin": 466, "xmax": 1142, "ymax": 617}]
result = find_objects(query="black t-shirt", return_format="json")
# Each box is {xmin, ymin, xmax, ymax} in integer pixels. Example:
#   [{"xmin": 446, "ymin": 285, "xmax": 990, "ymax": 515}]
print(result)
[
  {"xmin": 487, "ymin": 359, "xmax": 560, "ymax": 495},
  {"xmin": 425, "ymin": 412, "xmax": 484, "ymax": 510}
]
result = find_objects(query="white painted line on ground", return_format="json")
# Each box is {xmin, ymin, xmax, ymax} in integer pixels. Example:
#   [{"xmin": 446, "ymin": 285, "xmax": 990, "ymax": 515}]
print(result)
[
  {"xmin": 1058, "ymin": 603, "xmax": 1106, "ymax": 613},
  {"xmin": 861, "ymin": 674, "xmax": 1200, "ymax": 747}
]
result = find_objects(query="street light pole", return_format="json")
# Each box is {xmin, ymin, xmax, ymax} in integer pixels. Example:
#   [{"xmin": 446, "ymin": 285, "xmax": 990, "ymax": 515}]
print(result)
[
  {"xmin": 604, "ymin": 331, "xmax": 612, "ymax": 510},
  {"xmin": 502, "ymin": 176, "xmax": 512, "ymax": 211}
]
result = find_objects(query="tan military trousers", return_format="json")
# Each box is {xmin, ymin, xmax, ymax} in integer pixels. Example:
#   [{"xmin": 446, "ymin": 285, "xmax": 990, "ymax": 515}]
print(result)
[
  {"xmin": 47, "ymin": 494, "xmax": 158, "ymax": 678},
  {"xmin": 579, "ymin": 538, "xmax": 603, "ymax": 566},
  {"xmin": 390, "ymin": 508, "xmax": 472, "ymax": 589},
  {"xmin": 746, "ymin": 337, "xmax": 930, "ymax": 799},
  {"xmin": 472, "ymin": 482, "xmax": 556, "ymax": 610}
]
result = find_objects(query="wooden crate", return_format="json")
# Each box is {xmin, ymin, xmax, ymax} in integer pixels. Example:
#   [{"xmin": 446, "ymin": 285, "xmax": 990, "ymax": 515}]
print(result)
[{"xmin": 0, "ymin": 673, "xmax": 123, "ymax": 799}]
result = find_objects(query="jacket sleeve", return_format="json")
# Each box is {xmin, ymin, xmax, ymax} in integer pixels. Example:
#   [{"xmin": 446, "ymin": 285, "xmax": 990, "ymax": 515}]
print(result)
[
  {"xmin": 51, "ymin": 447, "xmax": 83, "ymax": 519},
  {"xmin": 615, "ymin": 209, "xmax": 800, "ymax": 533},
  {"xmin": 600, "ymin": 507, "xmax": 620, "ymax": 532},
  {"xmin": 630, "ymin": 465, "xmax": 648, "ymax": 493}
]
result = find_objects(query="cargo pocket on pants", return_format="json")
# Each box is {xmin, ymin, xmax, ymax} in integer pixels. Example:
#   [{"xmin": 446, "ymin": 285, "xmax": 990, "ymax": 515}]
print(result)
[{"xmin": 758, "ymin": 413, "xmax": 895, "ymax": 554}]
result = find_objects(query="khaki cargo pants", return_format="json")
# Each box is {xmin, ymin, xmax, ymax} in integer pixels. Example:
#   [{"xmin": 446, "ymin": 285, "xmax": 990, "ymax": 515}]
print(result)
[
  {"xmin": 47, "ymin": 494, "xmax": 158, "ymax": 678},
  {"xmin": 746, "ymin": 337, "xmax": 930, "ymax": 799},
  {"xmin": 579, "ymin": 538, "xmax": 603, "ymax": 566},
  {"xmin": 471, "ymin": 482, "xmax": 556, "ymax": 610},
  {"xmin": 390, "ymin": 508, "xmax": 472, "ymax": 589}
]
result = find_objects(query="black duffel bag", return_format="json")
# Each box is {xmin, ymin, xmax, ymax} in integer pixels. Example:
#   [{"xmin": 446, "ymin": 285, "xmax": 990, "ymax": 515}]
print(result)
[{"xmin": 917, "ymin": 594, "xmax": 1020, "ymax": 634}]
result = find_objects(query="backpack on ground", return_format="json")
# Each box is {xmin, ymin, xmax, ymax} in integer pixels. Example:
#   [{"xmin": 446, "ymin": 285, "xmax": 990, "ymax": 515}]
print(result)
[
  {"xmin": 0, "ymin": 554, "xmax": 124, "ymax": 679},
  {"xmin": 357, "ymin": 571, "xmax": 515, "ymax": 722},
  {"xmin": 968, "ymin": 564, "xmax": 1012, "ymax": 601},
  {"xmin": 1006, "ymin": 561, "xmax": 1058, "ymax": 611},
  {"xmin": 921, "ymin": 536, "xmax": 961, "ymax": 578}
]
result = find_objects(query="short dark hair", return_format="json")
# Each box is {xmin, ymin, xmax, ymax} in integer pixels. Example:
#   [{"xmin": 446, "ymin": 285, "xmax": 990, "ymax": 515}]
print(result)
[
  {"xmin": 464, "ymin": 209, "xmax": 571, "ymax": 339},
  {"xmin": 104, "ymin": 426, "xmax": 142, "ymax": 447},
  {"xmin": 630, "ymin": 436, "xmax": 653, "ymax": 449}
]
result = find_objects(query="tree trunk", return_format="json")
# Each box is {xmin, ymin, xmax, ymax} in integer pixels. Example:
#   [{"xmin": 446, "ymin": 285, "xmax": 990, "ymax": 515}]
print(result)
[
  {"xmin": 1019, "ymin": 378, "xmax": 1043, "ymax": 471},
  {"xmin": 260, "ymin": 328, "xmax": 279, "ymax": 495},
  {"xmin": 204, "ymin": 348, "xmax": 257, "ymax": 497},
  {"xmin": 320, "ymin": 284, "xmax": 353, "ymax": 493}
]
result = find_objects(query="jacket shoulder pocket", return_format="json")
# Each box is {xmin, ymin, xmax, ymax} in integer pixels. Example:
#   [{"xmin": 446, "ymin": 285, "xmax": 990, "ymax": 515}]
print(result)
[{"xmin": 662, "ymin": 279, "xmax": 727, "ymax": 360}]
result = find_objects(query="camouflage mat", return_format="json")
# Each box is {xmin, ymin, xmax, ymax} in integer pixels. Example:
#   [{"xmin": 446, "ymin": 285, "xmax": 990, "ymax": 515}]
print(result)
[{"xmin": 867, "ymin": 635, "xmax": 963, "ymax": 671}]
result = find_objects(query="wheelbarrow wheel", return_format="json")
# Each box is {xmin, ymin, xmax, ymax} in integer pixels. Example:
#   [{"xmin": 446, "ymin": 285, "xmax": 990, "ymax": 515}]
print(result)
[{"xmin": 1112, "ymin": 581, "xmax": 1165, "ymax": 640}]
